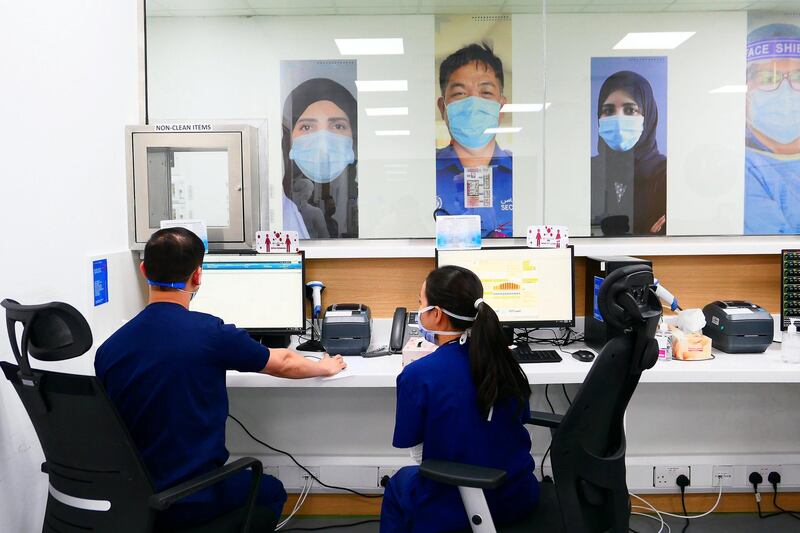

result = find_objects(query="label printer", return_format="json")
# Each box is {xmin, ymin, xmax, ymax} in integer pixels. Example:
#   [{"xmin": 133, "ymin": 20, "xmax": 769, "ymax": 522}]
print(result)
[
  {"xmin": 702, "ymin": 300, "xmax": 774, "ymax": 353},
  {"xmin": 321, "ymin": 303, "xmax": 372, "ymax": 355}
]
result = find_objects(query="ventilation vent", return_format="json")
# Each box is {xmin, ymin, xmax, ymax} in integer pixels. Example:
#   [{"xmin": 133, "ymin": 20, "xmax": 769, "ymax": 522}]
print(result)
[{"xmin": 472, "ymin": 15, "xmax": 511, "ymax": 22}]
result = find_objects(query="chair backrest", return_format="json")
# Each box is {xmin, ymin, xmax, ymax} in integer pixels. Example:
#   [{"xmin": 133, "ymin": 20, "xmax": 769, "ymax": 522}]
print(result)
[
  {"xmin": 549, "ymin": 265, "xmax": 661, "ymax": 533},
  {"xmin": 1, "ymin": 299, "xmax": 157, "ymax": 533}
]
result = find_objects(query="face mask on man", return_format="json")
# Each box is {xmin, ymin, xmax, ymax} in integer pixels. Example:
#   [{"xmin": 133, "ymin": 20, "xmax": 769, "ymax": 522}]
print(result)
[
  {"xmin": 289, "ymin": 130, "xmax": 355, "ymax": 184},
  {"xmin": 446, "ymin": 96, "xmax": 502, "ymax": 149},
  {"xmin": 147, "ymin": 278, "xmax": 199, "ymax": 300},
  {"xmin": 749, "ymin": 81, "xmax": 800, "ymax": 145},
  {"xmin": 599, "ymin": 115, "xmax": 644, "ymax": 152}
]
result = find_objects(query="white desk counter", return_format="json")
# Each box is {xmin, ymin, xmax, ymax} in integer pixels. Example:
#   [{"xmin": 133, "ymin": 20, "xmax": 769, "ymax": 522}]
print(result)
[{"xmin": 226, "ymin": 343, "xmax": 800, "ymax": 388}]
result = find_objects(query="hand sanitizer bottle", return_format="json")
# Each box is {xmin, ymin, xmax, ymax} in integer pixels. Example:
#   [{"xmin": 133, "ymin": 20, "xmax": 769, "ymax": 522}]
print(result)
[{"xmin": 783, "ymin": 322, "xmax": 800, "ymax": 364}]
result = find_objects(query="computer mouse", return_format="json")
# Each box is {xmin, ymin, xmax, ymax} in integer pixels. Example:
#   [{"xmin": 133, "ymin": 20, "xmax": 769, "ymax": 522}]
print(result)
[{"xmin": 572, "ymin": 349, "xmax": 596, "ymax": 362}]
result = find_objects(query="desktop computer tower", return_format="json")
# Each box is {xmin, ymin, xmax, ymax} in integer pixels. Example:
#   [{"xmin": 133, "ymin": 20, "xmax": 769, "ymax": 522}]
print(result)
[{"xmin": 584, "ymin": 256, "xmax": 652, "ymax": 348}]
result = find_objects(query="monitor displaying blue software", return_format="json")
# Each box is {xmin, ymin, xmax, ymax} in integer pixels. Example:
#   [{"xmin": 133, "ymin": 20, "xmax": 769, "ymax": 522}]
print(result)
[
  {"xmin": 190, "ymin": 253, "xmax": 305, "ymax": 334},
  {"xmin": 436, "ymin": 246, "xmax": 575, "ymax": 328}
]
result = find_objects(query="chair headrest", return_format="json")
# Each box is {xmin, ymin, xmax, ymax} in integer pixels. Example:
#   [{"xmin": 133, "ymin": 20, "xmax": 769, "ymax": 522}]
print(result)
[
  {"xmin": 597, "ymin": 265, "xmax": 662, "ymax": 331},
  {"xmin": 2, "ymin": 299, "xmax": 93, "ymax": 363}
]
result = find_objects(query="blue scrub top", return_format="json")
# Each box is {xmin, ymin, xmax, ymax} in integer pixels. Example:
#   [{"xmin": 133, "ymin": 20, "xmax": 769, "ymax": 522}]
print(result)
[
  {"xmin": 393, "ymin": 341, "xmax": 538, "ymax": 530},
  {"xmin": 436, "ymin": 143, "xmax": 513, "ymax": 238},
  {"xmin": 95, "ymin": 302, "xmax": 270, "ymax": 501},
  {"xmin": 744, "ymin": 145, "xmax": 800, "ymax": 234}
]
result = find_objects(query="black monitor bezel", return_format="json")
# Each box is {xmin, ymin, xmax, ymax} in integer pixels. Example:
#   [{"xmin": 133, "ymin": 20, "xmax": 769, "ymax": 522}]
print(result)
[
  {"xmin": 434, "ymin": 245, "xmax": 576, "ymax": 329},
  {"xmin": 201, "ymin": 250, "xmax": 306, "ymax": 336}
]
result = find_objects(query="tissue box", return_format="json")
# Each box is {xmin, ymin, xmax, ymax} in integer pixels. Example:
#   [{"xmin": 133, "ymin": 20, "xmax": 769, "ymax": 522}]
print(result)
[
  {"xmin": 527, "ymin": 225, "xmax": 569, "ymax": 248},
  {"xmin": 401, "ymin": 337, "xmax": 437, "ymax": 366},
  {"xmin": 256, "ymin": 231, "xmax": 299, "ymax": 253}
]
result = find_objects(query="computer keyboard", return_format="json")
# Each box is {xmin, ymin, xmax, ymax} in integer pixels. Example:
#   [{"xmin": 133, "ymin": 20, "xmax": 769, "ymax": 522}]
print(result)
[{"xmin": 513, "ymin": 344, "xmax": 562, "ymax": 363}]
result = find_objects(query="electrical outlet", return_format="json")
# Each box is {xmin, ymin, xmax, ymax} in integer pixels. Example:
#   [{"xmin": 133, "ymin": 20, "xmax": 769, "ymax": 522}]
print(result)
[
  {"xmin": 653, "ymin": 466, "xmax": 691, "ymax": 488},
  {"xmin": 712, "ymin": 465, "xmax": 734, "ymax": 486},
  {"xmin": 280, "ymin": 466, "xmax": 320, "ymax": 489},
  {"xmin": 301, "ymin": 466, "xmax": 320, "ymax": 481},
  {"xmin": 378, "ymin": 467, "xmax": 400, "ymax": 488},
  {"xmin": 747, "ymin": 464, "xmax": 783, "ymax": 484}
]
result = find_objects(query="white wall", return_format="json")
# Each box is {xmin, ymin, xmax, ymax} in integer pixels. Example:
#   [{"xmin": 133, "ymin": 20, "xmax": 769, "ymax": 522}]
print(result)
[{"xmin": 0, "ymin": 1, "xmax": 141, "ymax": 530}]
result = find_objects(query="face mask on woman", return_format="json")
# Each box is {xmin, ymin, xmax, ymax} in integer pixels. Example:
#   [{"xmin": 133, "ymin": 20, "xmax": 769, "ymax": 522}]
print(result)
[
  {"xmin": 446, "ymin": 96, "xmax": 502, "ymax": 149},
  {"xmin": 289, "ymin": 130, "xmax": 355, "ymax": 184},
  {"xmin": 417, "ymin": 305, "xmax": 477, "ymax": 344},
  {"xmin": 599, "ymin": 115, "xmax": 644, "ymax": 152},
  {"xmin": 749, "ymin": 81, "xmax": 800, "ymax": 145}
]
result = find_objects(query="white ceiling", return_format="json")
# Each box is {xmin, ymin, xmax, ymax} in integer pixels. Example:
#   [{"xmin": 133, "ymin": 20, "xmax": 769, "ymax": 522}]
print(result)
[{"xmin": 145, "ymin": 0, "xmax": 800, "ymax": 17}]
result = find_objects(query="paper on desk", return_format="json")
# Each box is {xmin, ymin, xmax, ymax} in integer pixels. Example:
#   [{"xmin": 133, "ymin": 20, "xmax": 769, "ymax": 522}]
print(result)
[{"xmin": 321, "ymin": 369, "xmax": 350, "ymax": 381}]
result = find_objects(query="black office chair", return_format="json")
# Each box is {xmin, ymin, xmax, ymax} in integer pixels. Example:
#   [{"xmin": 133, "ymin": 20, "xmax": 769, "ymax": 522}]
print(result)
[
  {"xmin": 420, "ymin": 264, "xmax": 662, "ymax": 533},
  {"xmin": 1, "ymin": 299, "xmax": 276, "ymax": 533}
]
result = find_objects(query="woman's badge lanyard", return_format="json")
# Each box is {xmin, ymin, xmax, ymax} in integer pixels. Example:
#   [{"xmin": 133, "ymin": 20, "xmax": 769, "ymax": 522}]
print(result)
[{"xmin": 418, "ymin": 298, "xmax": 484, "ymax": 345}]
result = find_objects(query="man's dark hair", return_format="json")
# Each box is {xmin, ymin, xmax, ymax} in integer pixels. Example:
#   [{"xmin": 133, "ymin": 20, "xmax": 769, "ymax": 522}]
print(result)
[
  {"xmin": 143, "ymin": 228, "xmax": 205, "ymax": 288},
  {"xmin": 439, "ymin": 42, "xmax": 504, "ymax": 95}
]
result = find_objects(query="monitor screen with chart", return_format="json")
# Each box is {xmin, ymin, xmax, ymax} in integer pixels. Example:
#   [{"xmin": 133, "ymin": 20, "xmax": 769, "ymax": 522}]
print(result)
[
  {"xmin": 435, "ymin": 246, "xmax": 575, "ymax": 328},
  {"xmin": 190, "ymin": 253, "xmax": 305, "ymax": 334}
]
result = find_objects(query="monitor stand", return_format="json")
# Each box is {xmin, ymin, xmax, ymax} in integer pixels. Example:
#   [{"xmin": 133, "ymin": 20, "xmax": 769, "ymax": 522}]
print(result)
[
  {"xmin": 252, "ymin": 333, "xmax": 291, "ymax": 349},
  {"xmin": 296, "ymin": 318, "xmax": 326, "ymax": 352},
  {"xmin": 503, "ymin": 326, "xmax": 516, "ymax": 346}
]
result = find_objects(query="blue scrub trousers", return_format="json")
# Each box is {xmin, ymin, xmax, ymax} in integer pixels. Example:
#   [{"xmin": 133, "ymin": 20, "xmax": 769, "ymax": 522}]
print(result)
[
  {"xmin": 380, "ymin": 466, "xmax": 419, "ymax": 533},
  {"xmin": 160, "ymin": 470, "xmax": 288, "ymax": 528}
]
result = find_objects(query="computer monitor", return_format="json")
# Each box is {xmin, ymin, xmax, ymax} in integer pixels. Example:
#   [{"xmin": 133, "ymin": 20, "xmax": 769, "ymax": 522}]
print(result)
[
  {"xmin": 435, "ymin": 246, "xmax": 575, "ymax": 328},
  {"xmin": 190, "ymin": 253, "xmax": 305, "ymax": 335}
]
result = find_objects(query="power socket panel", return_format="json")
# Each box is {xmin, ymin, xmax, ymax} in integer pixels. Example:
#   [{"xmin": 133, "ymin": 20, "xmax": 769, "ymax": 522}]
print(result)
[
  {"xmin": 712, "ymin": 465, "xmax": 734, "ymax": 486},
  {"xmin": 653, "ymin": 466, "xmax": 691, "ymax": 488},
  {"xmin": 747, "ymin": 464, "xmax": 783, "ymax": 484},
  {"xmin": 377, "ymin": 467, "xmax": 400, "ymax": 488}
]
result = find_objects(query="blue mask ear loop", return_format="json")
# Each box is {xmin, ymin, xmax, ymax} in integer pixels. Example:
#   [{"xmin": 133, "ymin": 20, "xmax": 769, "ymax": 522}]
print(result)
[
  {"xmin": 147, "ymin": 279, "xmax": 187, "ymax": 289},
  {"xmin": 146, "ymin": 279, "xmax": 199, "ymax": 299}
]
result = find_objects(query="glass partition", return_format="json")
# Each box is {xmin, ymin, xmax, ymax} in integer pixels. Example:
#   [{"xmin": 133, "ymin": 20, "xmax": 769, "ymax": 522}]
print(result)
[{"xmin": 144, "ymin": 0, "xmax": 800, "ymax": 239}]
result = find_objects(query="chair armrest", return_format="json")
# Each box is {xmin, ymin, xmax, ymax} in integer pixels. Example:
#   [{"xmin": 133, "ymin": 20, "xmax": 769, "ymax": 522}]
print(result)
[
  {"xmin": 149, "ymin": 457, "xmax": 263, "ymax": 511},
  {"xmin": 527, "ymin": 410, "xmax": 563, "ymax": 428},
  {"xmin": 420, "ymin": 459, "xmax": 507, "ymax": 490}
]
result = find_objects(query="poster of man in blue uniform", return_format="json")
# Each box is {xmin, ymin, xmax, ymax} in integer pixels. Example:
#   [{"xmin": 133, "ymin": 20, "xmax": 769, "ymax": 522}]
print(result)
[
  {"xmin": 435, "ymin": 17, "xmax": 513, "ymax": 238},
  {"xmin": 744, "ymin": 16, "xmax": 800, "ymax": 234}
]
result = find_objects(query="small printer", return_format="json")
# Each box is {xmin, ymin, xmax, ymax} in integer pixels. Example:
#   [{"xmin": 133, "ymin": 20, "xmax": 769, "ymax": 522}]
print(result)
[
  {"xmin": 702, "ymin": 300, "xmax": 774, "ymax": 353},
  {"xmin": 321, "ymin": 303, "xmax": 372, "ymax": 356}
]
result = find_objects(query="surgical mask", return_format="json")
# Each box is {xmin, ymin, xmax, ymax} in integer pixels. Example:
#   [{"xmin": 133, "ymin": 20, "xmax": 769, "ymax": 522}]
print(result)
[
  {"xmin": 289, "ymin": 130, "xmax": 355, "ymax": 184},
  {"xmin": 418, "ymin": 305, "xmax": 476, "ymax": 345},
  {"xmin": 446, "ymin": 96, "xmax": 502, "ymax": 150},
  {"xmin": 599, "ymin": 115, "xmax": 644, "ymax": 152},
  {"xmin": 147, "ymin": 279, "xmax": 199, "ymax": 301},
  {"xmin": 749, "ymin": 81, "xmax": 800, "ymax": 145}
]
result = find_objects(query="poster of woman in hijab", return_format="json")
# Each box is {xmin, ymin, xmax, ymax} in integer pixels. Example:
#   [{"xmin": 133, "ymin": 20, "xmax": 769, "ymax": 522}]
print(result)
[
  {"xmin": 744, "ymin": 16, "xmax": 800, "ymax": 235},
  {"xmin": 590, "ymin": 57, "xmax": 668, "ymax": 236},
  {"xmin": 280, "ymin": 60, "xmax": 358, "ymax": 239}
]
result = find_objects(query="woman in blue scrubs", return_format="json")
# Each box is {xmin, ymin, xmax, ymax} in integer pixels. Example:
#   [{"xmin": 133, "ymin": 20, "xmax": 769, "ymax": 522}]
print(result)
[{"xmin": 381, "ymin": 266, "xmax": 539, "ymax": 532}]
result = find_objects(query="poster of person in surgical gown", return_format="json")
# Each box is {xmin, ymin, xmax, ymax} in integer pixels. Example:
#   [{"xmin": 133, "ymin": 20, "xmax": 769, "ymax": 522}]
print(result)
[
  {"xmin": 281, "ymin": 60, "xmax": 359, "ymax": 239},
  {"xmin": 744, "ymin": 15, "xmax": 800, "ymax": 234},
  {"xmin": 590, "ymin": 56, "xmax": 668, "ymax": 236}
]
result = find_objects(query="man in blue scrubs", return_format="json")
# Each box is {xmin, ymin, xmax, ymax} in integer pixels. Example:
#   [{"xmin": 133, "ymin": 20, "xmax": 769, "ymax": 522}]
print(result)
[
  {"xmin": 744, "ymin": 23, "xmax": 800, "ymax": 234},
  {"xmin": 436, "ymin": 43, "xmax": 513, "ymax": 238},
  {"xmin": 95, "ymin": 228, "xmax": 346, "ymax": 528}
]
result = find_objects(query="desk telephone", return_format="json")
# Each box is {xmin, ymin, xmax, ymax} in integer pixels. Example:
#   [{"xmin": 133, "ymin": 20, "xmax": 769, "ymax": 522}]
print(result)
[{"xmin": 389, "ymin": 307, "xmax": 421, "ymax": 353}]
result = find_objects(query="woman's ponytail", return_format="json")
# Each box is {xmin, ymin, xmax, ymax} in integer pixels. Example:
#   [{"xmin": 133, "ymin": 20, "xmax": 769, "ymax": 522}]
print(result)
[{"xmin": 469, "ymin": 299, "xmax": 531, "ymax": 419}]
